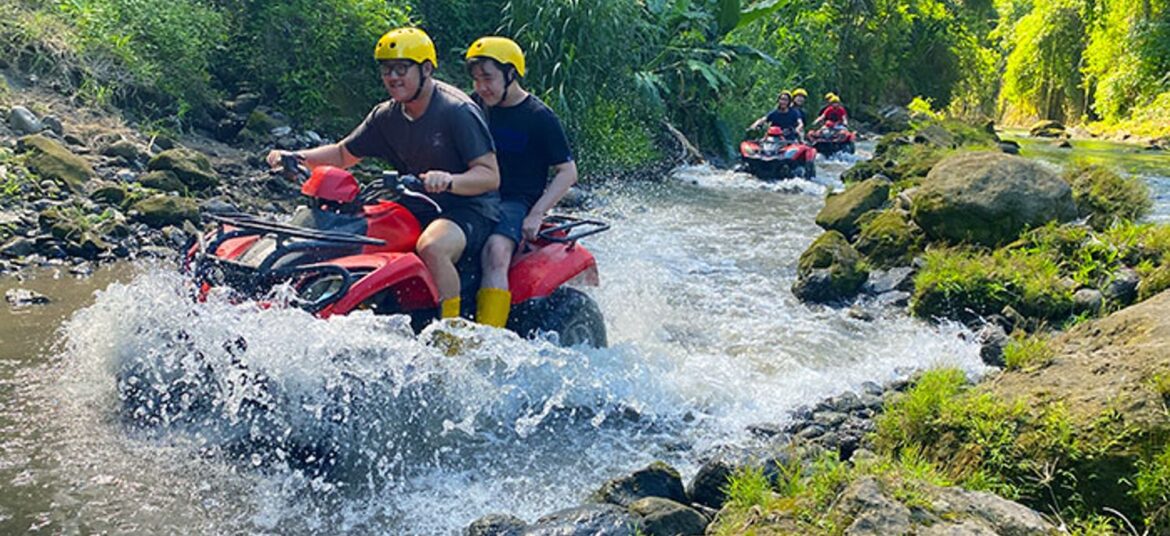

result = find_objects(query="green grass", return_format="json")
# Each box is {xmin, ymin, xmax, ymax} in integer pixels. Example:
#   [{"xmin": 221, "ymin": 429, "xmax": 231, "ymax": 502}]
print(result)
[
  {"xmin": 1132, "ymin": 444, "xmax": 1170, "ymax": 529},
  {"xmin": 1063, "ymin": 162, "xmax": 1152, "ymax": 231},
  {"xmin": 1003, "ymin": 334, "xmax": 1056, "ymax": 371},
  {"xmin": 911, "ymin": 246, "xmax": 1073, "ymax": 322}
]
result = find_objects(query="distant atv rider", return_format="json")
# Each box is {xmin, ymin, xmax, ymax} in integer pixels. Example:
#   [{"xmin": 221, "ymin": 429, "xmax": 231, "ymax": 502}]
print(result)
[
  {"xmin": 266, "ymin": 27, "xmax": 500, "ymax": 321},
  {"xmin": 750, "ymin": 91, "xmax": 803, "ymax": 140},
  {"xmin": 791, "ymin": 88, "xmax": 810, "ymax": 137},
  {"xmin": 814, "ymin": 92, "xmax": 849, "ymax": 129},
  {"xmin": 465, "ymin": 36, "xmax": 578, "ymax": 328}
]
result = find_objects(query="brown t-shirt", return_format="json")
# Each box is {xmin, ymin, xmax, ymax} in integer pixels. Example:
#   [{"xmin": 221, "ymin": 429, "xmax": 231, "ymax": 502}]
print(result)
[{"xmin": 342, "ymin": 80, "xmax": 499, "ymax": 222}]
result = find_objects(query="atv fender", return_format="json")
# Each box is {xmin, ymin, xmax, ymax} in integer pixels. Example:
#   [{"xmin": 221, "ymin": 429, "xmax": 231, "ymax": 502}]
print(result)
[
  {"xmin": 319, "ymin": 253, "xmax": 438, "ymax": 317},
  {"xmin": 508, "ymin": 243, "xmax": 599, "ymax": 303}
]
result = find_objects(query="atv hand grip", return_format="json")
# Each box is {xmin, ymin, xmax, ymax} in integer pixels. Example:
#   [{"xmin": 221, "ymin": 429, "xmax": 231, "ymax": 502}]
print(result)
[
  {"xmin": 272, "ymin": 153, "xmax": 310, "ymax": 182},
  {"xmin": 399, "ymin": 175, "xmax": 425, "ymax": 193}
]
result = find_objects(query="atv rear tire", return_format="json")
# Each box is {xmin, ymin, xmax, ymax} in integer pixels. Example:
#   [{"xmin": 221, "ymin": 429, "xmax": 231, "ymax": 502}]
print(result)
[
  {"xmin": 805, "ymin": 161, "xmax": 817, "ymax": 179},
  {"xmin": 508, "ymin": 287, "xmax": 607, "ymax": 348}
]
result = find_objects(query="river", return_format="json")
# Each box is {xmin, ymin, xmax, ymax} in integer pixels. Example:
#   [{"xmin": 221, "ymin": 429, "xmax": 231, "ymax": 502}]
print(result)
[{"xmin": 1, "ymin": 139, "xmax": 1165, "ymax": 534}]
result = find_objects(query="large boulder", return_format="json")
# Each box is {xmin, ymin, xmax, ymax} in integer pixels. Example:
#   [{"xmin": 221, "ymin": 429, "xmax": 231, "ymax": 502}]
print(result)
[
  {"xmin": 1029, "ymin": 120, "xmax": 1066, "ymax": 138},
  {"xmin": 854, "ymin": 209, "xmax": 923, "ymax": 268},
  {"xmin": 130, "ymin": 195, "xmax": 199, "ymax": 228},
  {"xmin": 524, "ymin": 504, "xmax": 639, "ymax": 536},
  {"xmin": 147, "ymin": 149, "xmax": 219, "ymax": 191},
  {"xmin": 792, "ymin": 231, "xmax": 869, "ymax": 304},
  {"xmin": 18, "ymin": 135, "xmax": 95, "ymax": 192},
  {"xmin": 911, "ymin": 152, "xmax": 1077, "ymax": 247},
  {"xmin": 815, "ymin": 177, "xmax": 891, "ymax": 237},
  {"xmin": 628, "ymin": 497, "xmax": 707, "ymax": 536}
]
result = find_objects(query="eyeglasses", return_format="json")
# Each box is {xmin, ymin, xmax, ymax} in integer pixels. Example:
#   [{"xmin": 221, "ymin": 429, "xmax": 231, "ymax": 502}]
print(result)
[{"xmin": 379, "ymin": 62, "xmax": 415, "ymax": 77}]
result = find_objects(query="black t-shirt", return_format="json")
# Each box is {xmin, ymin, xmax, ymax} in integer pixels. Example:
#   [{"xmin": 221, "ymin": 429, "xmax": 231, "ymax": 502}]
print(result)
[
  {"xmin": 766, "ymin": 108, "xmax": 803, "ymax": 130},
  {"xmin": 474, "ymin": 94, "xmax": 573, "ymax": 207},
  {"xmin": 791, "ymin": 104, "xmax": 809, "ymax": 130},
  {"xmin": 342, "ymin": 80, "xmax": 499, "ymax": 222}
]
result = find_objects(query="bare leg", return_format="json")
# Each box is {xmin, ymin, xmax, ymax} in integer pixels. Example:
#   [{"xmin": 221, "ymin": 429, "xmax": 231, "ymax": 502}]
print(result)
[
  {"xmin": 480, "ymin": 234, "xmax": 516, "ymax": 290},
  {"xmin": 416, "ymin": 219, "xmax": 466, "ymax": 301}
]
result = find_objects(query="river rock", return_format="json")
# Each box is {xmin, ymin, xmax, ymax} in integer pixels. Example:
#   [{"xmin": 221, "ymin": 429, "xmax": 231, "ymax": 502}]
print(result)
[
  {"xmin": 1102, "ymin": 267, "xmax": 1139, "ymax": 306},
  {"xmin": 89, "ymin": 181, "xmax": 128, "ymax": 205},
  {"xmin": 815, "ymin": 177, "xmax": 891, "ymax": 237},
  {"xmin": 687, "ymin": 458, "xmax": 734, "ymax": 509},
  {"xmin": 525, "ymin": 504, "xmax": 639, "ymax": 536},
  {"xmin": 977, "ymin": 323, "xmax": 1009, "ymax": 368},
  {"xmin": 102, "ymin": 140, "xmax": 148, "ymax": 162},
  {"xmin": 628, "ymin": 497, "xmax": 707, "ymax": 536},
  {"xmin": 138, "ymin": 170, "xmax": 186, "ymax": 193},
  {"xmin": 465, "ymin": 513, "xmax": 527, "ymax": 536},
  {"xmin": 130, "ymin": 195, "xmax": 199, "ymax": 228},
  {"xmin": 41, "ymin": 115, "xmax": 63, "ymax": 136},
  {"xmin": 18, "ymin": 135, "xmax": 95, "ymax": 192},
  {"xmin": 147, "ymin": 149, "xmax": 219, "ymax": 191},
  {"xmin": 911, "ymin": 152, "xmax": 1077, "ymax": 247},
  {"xmin": 1072, "ymin": 288, "xmax": 1103, "ymax": 314},
  {"xmin": 854, "ymin": 209, "xmax": 922, "ymax": 268},
  {"xmin": 225, "ymin": 92, "xmax": 261, "ymax": 115},
  {"xmin": 998, "ymin": 140, "xmax": 1020, "ymax": 154},
  {"xmin": 8, "ymin": 105, "xmax": 43, "ymax": 134},
  {"xmin": 793, "ymin": 231, "xmax": 869, "ymax": 304},
  {"xmin": 865, "ymin": 267, "xmax": 915, "ymax": 295},
  {"xmin": 5, "ymin": 288, "xmax": 50, "ymax": 307},
  {"xmin": 592, "ymin": 462, "xmax": 687, "ymax": 507},
  {"xmin": 1029, "ymin": 120, "xmax": 1066, "ymax": 138},
  {"xmin": 2, "ymin": 237, "xmax": 35, "ymax": 257}
]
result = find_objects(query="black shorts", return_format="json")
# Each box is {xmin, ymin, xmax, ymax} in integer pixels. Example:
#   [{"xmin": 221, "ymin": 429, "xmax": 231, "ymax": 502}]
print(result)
[{"xmin": 414, "ymin": 205, "xmax": 494, "ymax": 267}]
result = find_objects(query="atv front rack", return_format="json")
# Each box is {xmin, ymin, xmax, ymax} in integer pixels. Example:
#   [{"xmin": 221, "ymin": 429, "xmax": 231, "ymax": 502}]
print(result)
[
  {"xmin": 538, "ymin": 215, "xmax": 610, "ymax": 244},
  {"xmin": 193, "ymin": 213, "xmax": 387, "ymax": 313}
]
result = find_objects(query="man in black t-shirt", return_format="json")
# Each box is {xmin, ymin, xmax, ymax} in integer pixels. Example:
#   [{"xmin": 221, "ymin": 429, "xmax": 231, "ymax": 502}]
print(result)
[
  {"xmin": 465, "ymin": 36, "xmax": 578, "ymax": 328},
  {"xmin": 750, "ymin": 90, "xmax": 804, "ymax": 140},
  {"xmin": 266, "ymin": 27, "xmax": 500, "ymax": 320}
]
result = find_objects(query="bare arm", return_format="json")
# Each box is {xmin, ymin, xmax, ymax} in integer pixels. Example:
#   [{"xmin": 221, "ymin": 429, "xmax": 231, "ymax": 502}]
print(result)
[
  {"xmin": 265, "ymin": 143, "xmax": 361, "ymax": 169},
  {"xmin": 421, "ymin": 152, "xmax": 500, "ymax": 195},
  {"xmin": 522, "ymin": 160, "xmax": 579, "ymax": 241}
]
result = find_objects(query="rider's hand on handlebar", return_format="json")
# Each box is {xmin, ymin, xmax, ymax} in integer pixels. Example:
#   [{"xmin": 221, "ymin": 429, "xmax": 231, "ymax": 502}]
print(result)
[
  {"xmin": 266, "ymin": 150, "xmax": 303, "ymax": 169},
  {"xmin": 521, "ymin": 214, "xmax": 542, "ymax": 242},
  {"xmin": 420, "ymin": 171, "xmax": 454, "ymax": 193}
]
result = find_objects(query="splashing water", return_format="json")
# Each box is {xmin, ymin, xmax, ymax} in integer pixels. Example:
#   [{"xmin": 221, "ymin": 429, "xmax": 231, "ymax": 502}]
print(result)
[{"xmin": 6, "ymin": 161, "xmax": 985, "ymax": 534}]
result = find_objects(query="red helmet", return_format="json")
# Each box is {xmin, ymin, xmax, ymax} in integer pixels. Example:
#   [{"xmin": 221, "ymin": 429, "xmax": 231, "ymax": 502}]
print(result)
[
  {"xmin": 766, "ymin": 126, "xmax": 783, "ymax": 137},
  {"xmin": 301, "ymin": 166, "xmax": 359, "ymax": 203}
]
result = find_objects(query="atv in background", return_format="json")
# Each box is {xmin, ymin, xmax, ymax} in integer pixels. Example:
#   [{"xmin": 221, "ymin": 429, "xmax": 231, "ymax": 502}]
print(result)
[{"xmin": 738, "ymin": 126, "xmax": 818, "ymax": 180}]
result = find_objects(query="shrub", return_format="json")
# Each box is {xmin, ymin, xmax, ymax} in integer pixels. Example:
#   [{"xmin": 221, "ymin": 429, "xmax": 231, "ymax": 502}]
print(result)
[
  {"xmin": 911, "ymin": 247, "xmax": 1074, "ymax": 322},
  {"xmin": 1002, "ymin": 334, "xmax": 1055, "ymax": 371},
  {"xmin": 1132, "ymin": 444, "xmax": 1170, "ymax": 529}
]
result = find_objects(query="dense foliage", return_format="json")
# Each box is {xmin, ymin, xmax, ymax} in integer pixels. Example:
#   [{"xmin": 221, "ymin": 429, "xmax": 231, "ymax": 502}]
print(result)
[{"xmin": 0, "ymin": 0, "xmax": 1164, "ymax": 173}]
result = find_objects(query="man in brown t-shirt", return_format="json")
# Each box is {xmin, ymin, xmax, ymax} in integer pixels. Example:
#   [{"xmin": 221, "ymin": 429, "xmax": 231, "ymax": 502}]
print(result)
[{"xmin": 267, "ymin": 27, "xmax": 500, "ymax": 320}]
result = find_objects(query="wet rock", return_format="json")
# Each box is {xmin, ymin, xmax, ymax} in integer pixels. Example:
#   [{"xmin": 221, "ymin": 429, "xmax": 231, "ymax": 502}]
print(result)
[
  {"xmin": 795, "ymin": 423, "xmax": 827, "ymax": 440},
  {"xmin": 592, "ymin": 462, "xmax": 687, "ymax": 507},
  {"xmin": 855, "ymin": 210, "xmax": 922, "ymax": 268},
  {"xmin": 998, "ymin": 140, "xmax": 1021, "ymax": 154},
  {"xmin": 200, "ymin": 197, "xmax": 238, "ymax": 215},
  {"xmin": 911, "ymin": 152, "xmax": 1077, "ymax": 247},
  {"xmin": 130, "ymin": 195, "xmax": 199, "ymax": 228},
  {"xmin": 271, "ymin": 125, "xmax": 293, "ymax": 137},
  {"xmin": 70, "ymin": 262, "xmax": 93, "ymax": 277},
  {"xmin": 89, "ymin": 181, "xmax": 128, "ymax": 205},
  {"xmin": 5, "ymin": 288, "xmax": 50, "ymax": 307},
  {"xmin": 860, "ymin": 381, "xmax": 884, "ymax": 396},
  {"xmin": 465, "ymin": 513, "xmax": 527, "ymax": 536},
  {"xmin": 138, "ymin": 170, "xmax": 186, "ymax": 193},
  {"xmin": 102, "ymin": 140, "xmax": 148, "ymax": 162},
  {"xmin": 41, "ymin": 115, "xmax": 63, "ymax": 136},
  {"xmin": 137, "ymin": 245, "xmax": 177, "ymax": 259},
  {"xmin": 225, "ymin": 92, "xmax": 261, "ymax": 115},
  {"xmin": 526, "ymin": 504, "xmax": 639, "ymax": 536},
  {"xmin": 147, "ymin": 149, "xmax": 219, "ymax": 191},
  {"xmin": 687, "ymin": 458, "xmax": 734, "ymax": 509},
  {"xmin": 1103, "ymin": 267, "xmax": 1139, "ymax": 306},
  {"xmin": 1073, "ymin": 288, "xmax": 1104, "ymax": 314},
  {"xmin": 18, "ymin": 134, "xmax": 95, "ymax": 192},
  {"xmin": 2, "ymin": 237, "xmax": 35, "ymax": 257},
  {"xmin": 977, "ymin": 323, "xmax": 1009, "ymax": 368},
  {"xmin": 814, "ymin": 411, "xmax": 848, "ymax": 427},
  {"xmin": 846, "ymin": 306, "xmax": 874, "ymax": 321},
  {"xmin": 1055, "ymin": 139, "xmax": 1073, "ymax": 149},
  {"xmin": 874, "ymin": 290, "xmax": 911, "ymax": 308},
  {"xmin": 628, "ymin": 497, "xmax": 707, "ymax": 536},
  {"xmin": 815, "ymin": 177, "xmax": 892, "ymax": 237},
  {"xmin": 8, "ymin": 105, "xmax": 43, "ymax": 134},
  {"xmin": 793, "ymin": 231, "xmax": 869, "ymax": 304}
]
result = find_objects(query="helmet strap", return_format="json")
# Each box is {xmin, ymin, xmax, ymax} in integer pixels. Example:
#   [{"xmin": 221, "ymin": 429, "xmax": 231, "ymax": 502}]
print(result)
[{"xmin": 407, "ymin": 62, "xmax": 429, "ymax": 103}]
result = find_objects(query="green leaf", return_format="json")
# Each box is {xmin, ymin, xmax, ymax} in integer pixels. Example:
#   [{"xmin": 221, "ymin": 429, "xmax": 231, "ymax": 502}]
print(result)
[
  {"xmin": 717, "ymin": 0, "xmax": 741, "ymax": 36},
  {"xmin": 737, "ymin": 0, "xmax": 787, "ymax": 30}
]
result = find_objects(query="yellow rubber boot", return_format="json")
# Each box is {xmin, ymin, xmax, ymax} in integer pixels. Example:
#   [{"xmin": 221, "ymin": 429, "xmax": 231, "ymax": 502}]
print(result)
[
  {"xmin": 440, "ymin": 296, "xmax": 462, "ymax": 319},
  {"xmin": 476, "ymin": 288, "xmax": 512, "ymax": 328}
]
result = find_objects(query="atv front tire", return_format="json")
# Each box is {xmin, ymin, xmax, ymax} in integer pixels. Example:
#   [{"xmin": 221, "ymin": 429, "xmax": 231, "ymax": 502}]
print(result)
[
  {"xmin": 508, "ymin": 287, "xmax": 607, "ymax": 348},
  {"xmin": 805, "ymin": 161, "xmax": 817, "ymax": 179}
]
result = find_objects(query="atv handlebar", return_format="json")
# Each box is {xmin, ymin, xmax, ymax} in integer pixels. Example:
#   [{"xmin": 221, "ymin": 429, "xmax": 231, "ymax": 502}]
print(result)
[
  {"xmin": 272, "ymin": 152, "xmax": 310, "ymax": 182},
  {"xmin": 381, "ymin": 171, "xmax": 442, "ymax": 214}
]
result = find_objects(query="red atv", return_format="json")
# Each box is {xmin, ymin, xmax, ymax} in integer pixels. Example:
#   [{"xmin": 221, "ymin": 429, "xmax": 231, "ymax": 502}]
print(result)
[
  {"xmin": 186, "ymin": 156, "xmax": 609, "ymax": 348},
  {"xmin": 739, "ymin": 126, "xmax": 818, "ymax": 180},
  {"xmin": 806, "ymin": 121, "xmax": 856, "ymax": 158}
]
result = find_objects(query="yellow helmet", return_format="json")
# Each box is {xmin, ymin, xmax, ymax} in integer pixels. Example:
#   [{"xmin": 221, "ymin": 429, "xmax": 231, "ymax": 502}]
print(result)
[
  {"xmin": 374, "ymin": 27, "xmax": 438, "ymax": 67},
  {"xmin": 825, "ymin": 92, "xmax": 841, "ymax": 103},
  {"xmin": 466, "ymin": 36, "xmax": 526, "ymax": 77},
  {"xmin": 793, "ymin": 88, "xmax": 808, "ymax": 98}
]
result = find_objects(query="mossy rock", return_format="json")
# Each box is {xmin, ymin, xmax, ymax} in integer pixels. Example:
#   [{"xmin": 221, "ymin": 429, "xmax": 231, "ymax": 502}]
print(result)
[
  {"xmin": 130, "ymin": 195, "xmax": 199, "ymax": 228},
  {"xmin": 793, "ymin": 230, "xmax": 869, "ymax": 303},
  {"xmin": 912, "ymin": 151, "xmax": 1077, "ymax": 247},
  {"xmin": 815, "ymin": 177, "xmax": 892, "ymax": 237},
  {"xmin": 1029, "ymin": 120, "xmax": 1066, "ymax": 138},
  {"xmin": 137, "ymin": 170, "xmax": 186, "ymax": 193},
  {"xmin": 855, "ymin": 209, "xmax": 923, "ymax": 268},
  {"xmin": 18, "ymin": 135, "xmax": 95, "ymax": 192},
  {"xmin": 1063, "ymin": 163, "xmax": 1152, "ymax": 230},
  {"xmin": 1138, "ymin": 264, "xmax": 1170, "ymax": 301},
  {"xmin": 147, "ymin": 149, "xmax": 218, "ymax": 191},
  {"xmin": 89, "ymin": 181, "xmax": 128, "ymax": 205}
]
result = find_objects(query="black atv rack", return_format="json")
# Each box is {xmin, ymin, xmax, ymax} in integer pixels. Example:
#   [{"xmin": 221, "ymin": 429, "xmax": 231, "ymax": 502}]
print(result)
[
  {"xmin": 193, "ymin": 213, "xmax": 387, "ymax": 313},
  {"xmin": 538, "ymin": 215, "xmax": 610, "ymax": 245}
]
